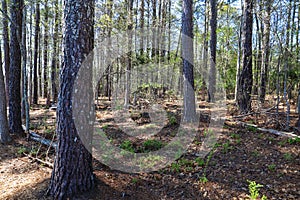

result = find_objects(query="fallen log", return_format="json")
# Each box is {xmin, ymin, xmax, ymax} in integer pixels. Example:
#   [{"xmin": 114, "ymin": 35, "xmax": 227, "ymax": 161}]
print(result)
[
  {"xmin": 22, "ymin": 125, "xmax": 58, "ymax": 150},
  {"xmin": 29, "ymin": 132, "xmax": 58, "ymax": 150},
  {"xmin": 225, "ymin": 120, "xmax": 300, "ymax": 139}
]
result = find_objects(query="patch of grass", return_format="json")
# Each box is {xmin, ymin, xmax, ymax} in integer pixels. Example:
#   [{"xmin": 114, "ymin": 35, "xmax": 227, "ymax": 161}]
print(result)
[
  {"xmin": 142, "ymin": 139, "xmax": 163, "ymax": 152},
  {"xmin": 288, "ymin": 137, "xmax": 300, "ymax": 145},
  {"xmin": 199, "ymin": 176, "xmax": 208, "ymax": 183},
  {"xmin": 17, "ymin": 147, "xmax": 28, "ymax": 155},
  {"xmin": 230, "ymin": 133, "xmax": 241, "ymax": 139},
  {"xmin": 247, "ymin": 126, "xmax": 258, "ymax": 132},
  {"xmin": 195, "ymin": 157, "xmax": 205, "ymax": 167},
  {"xmin": 120, "ymin": 140, "xmax": 135, "ymax": 153},
  {"xmin": 131, "ymin": 178, "xmax": 138, "ymax": 184},
  {"xmin": 171, "ymin": 162, "xmax": 180, "ymax": 172},
  {"xmin": 251, "ymin": 150, "xmax": 260, "ymax": 157},
  {"xmin": 247, "ymin": 180, "xmax": 267, "ymax": 200},
  {"xmin": 222, "ymin": 141, "xmax": 233, "ymax": 153},
  {"xmin": 283, "ymin": 153, "xmax": 293, "ymax": 161},
  {"xmin": 267, "ymin": 164, "xmax": 276, "ymax": 172},
  {"xmin": 168, "ymin": 115, "xmax": 177, "ymax": 125},
  {"xmin": 102, "ymin": 124, "xmax": 109, "ymax": 131}
]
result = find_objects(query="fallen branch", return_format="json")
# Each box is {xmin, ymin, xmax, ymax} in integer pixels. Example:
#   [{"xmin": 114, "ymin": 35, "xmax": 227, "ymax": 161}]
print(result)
[
  {"xmin": 22, "ymin": 125, "xmax": 58, "ymax": 150},
  {"xmin": 29, "ymin": 132, "xmax": 58, "ymax": 150},
  {"xmin": 24, "ymin": 153, "xmax": 53, "ymax": 168},
  {"xmin": 225, "ymin": 120, "xmax": 300, "ymax": 139}
]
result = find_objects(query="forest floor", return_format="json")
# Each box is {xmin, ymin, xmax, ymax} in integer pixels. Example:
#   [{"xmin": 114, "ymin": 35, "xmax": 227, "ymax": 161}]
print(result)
[{"xmin": 0, "ymin": 97, "xmax": 299, "ymax": 200}]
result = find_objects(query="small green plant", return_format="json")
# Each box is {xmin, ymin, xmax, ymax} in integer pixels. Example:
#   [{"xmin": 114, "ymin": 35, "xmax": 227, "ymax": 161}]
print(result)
[
  {"xmin": 267, "ymin": 164, "xmax": 276, "ymax": 172},
  {"xmin": 288, "ymin": 137, "xmax": 300, "ymax": 145},
  {"xmin": 230, "ymin": 133, "xmax": 241, "ymax": 139},
  {"xmin": 102, "ymin": 124, "xmax": 109, "ymax": 131},
  {"xmin": 120, "ymin": 140, "xmax": 135, "ymax": 153},
  {"xmin": 222, "ymin": 141, "xmax": 232, "ymax": 153},
  {"xmin": 131, "ymin": 178, "xmax": 138, "ymax": 184},
  {"xmin": 17, "ymin": 147, "xmax": 27, "ymax": 155},
  {"xmin": 195, "ymin": 157, "xmax": 205, "ymax": 167},
  {"xmin": 247, "ymin": 180, "xmax": 267, "ymax": 200},
  {"xmin": 251, "ymin": 150, "xmax": 260, "ymax": 157},
  {"xmin": 142, "ymin": 139, "xmax": 163, "ymax": 152},
  {"xmin": 168, "ymin": 115, "xmax": 177, "ymax": 125},
  {"xmin": 247, "ymin": 126, "xmax": 258, "ymax": 132},
  {"xmin": 283, "ymin": 153, "xmax": 293, "ymax": 161},
  {"xmin": 171, "ymin": 162, "xmax": 180, "ymax": 172},
  {"xmin": 199, "ymin": 176, "xmax": 208, "ymax": 183}
]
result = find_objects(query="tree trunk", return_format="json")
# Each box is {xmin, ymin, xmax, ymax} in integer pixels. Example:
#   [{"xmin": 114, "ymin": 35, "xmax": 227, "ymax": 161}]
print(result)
[
  {"xmin": 43, "ymin": 0, "xmax": 50, "ymax": 106},
  {"xmin": 51, "ymin": 0, "xmax": 59, "ymax": 104},
  {"xmin": 208, "ymin": 0, "xmax": 217, "ymax": 102},
  {"xmin": 9, "ymin": 0, "xmax": 24, "ymax": 135},
  {"xmin": 33, "ymin": 1, "xmax": 40, "ymax": 105},
  {"xmin": 0, "ymin": 43, "xmax": 11, "ymax": 144},
  {"xmin": 234, "ymin": 0, "xmax": 243, "ymax": 101},
  {"xmin": 21, "ymin": 4, "xmax": 30, "ymax": 132},
  {"xmin": 2, "ymin": 0, "xmax": 10, "ymax": 106},
  {"xmin": 259, "ymin": 0, "xmax": 272, "ymax": 103},
  {"xmin": 124, "ymin": 0, "xmax": 134, "ymax": 108},
  {"xmin": 237, "ymin": 0, "xmax": 253, "ymax": 113},
  {"xmin": 182, "ymin": 0, "xmax": 196, "ymax": 122},
  {"xmin": 47, "ymin": 0, "xmax": 95, "ymax": 199}
]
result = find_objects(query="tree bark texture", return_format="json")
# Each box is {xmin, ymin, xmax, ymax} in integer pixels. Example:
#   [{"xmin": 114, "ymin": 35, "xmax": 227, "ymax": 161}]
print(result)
[{"xmin": 47, "ymin": 1, "xmax": 95, "ymax": 199}]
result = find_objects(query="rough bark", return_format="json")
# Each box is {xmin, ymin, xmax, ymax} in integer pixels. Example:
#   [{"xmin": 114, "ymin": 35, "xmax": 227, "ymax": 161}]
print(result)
[
  {"xmin": 51, "ymin": 0, "xmax": 59, "ymax": 103},
  {"xmin": 182, "ymin": 0, "xmax": 196, "ymax": 122},
  {"xmin": 0, "ymin": 43, "xmax": 11, "ymax": 144},
  {"xmin": 33, "ymin": 1, "xmax": 40, "ymax": 104},
  {"xmin": 259, "ymin": 0, "xmax": 272, "ymax": 103},
  {"xmin": 43, "ymin": 0, "xmax": 50, "ymax": 105},
  {"xmin": 237, "ymin": 0, "xmax": 253, "ymax": 113},
  {"xmin": 2, "ymin": 0, "xmax": 10, "ymax": 105},
  {"xmin": 9, "ymin": 0, "xmax": 24, "ymax": 135},
  {"xmin": 47, "ymin": 1, "xmax": 95, "ymax": 199},
  {"xmin": 208, "ymin": 0, "xmax": 217, "ymax": 102}
]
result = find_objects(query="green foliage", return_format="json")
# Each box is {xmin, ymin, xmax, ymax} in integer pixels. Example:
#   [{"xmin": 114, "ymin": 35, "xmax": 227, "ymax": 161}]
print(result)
[
  {"xmin": 168, "ymin": 115, "xmax": 177, "ymax": 125},
  {"xmin": 171, "ymin": 162, "xmax": 180, "ymax": 172},
  {"xmin": 195, "ymin": 157, "xmax": 205, "ymax": 167},
  {"xmin": 247, "ymin": 180, "xmax": 267, "ymax": 200},
  {"xmin": 17, "ymin": 147, "xmax": 27, "ymax": 155},
  {"xmin": 247, "ymin": 126, "xmax": 258, "ymax": 132},
  {"xmin": 288, "ymin": 137, "xmax": 300, "ymax": 145},
  {"xmin": 102, "ymin": 124, "xmax": 109, "ymax": 131},
  {"xmin": 267, "ymin": 164, "xmax": 276, "ymax": 172},
  {"xmin": 120, "ymin": 140, "xmax": 135, "ymax": 153},
  {"xmin": 142, "ymin": 139, "xmax": 163, "ymax": 152},
  {"xmin": 222, "ymin": 141, "xmax": 233, "ymax": 153},
  {"xmin": 283, "ymin": 153, "xmax": 293, "ymax": 161}
]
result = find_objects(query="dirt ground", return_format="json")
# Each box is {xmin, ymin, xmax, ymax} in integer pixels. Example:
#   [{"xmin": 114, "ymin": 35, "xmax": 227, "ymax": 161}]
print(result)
[{"xmin": 0, "ymin": 98, "xmax": 299, "ymax": 200}]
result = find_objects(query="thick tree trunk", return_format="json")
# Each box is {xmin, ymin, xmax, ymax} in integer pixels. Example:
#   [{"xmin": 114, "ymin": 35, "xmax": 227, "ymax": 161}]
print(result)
[
  {"xmin": 9, "ymin": 0, "xmax": 24, "ymax": 135},
  {"xmin": 0, "ymin": 43, "xmax": 11, "ymax": 144},
  {"xmin": 47, "ymin": 0, "xmax": 95, "ymax": 199},
  {"xmin": 237, "ymin": 0, "xmax": 253, "ymax": 113},
  {"xmin": 33, "ymin": 1, "xmax": 40, "ymax": 105},
  {"xmin": 208, "ymin": 0, "xmax": 217, "ymax": 102},
  {"xmin": 2, "ymin": 0, "xmax": 10, "ymax": 106},
  {"xmin": 182, "ymin": 0, "xmax": 196, "ymax": 122}
]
